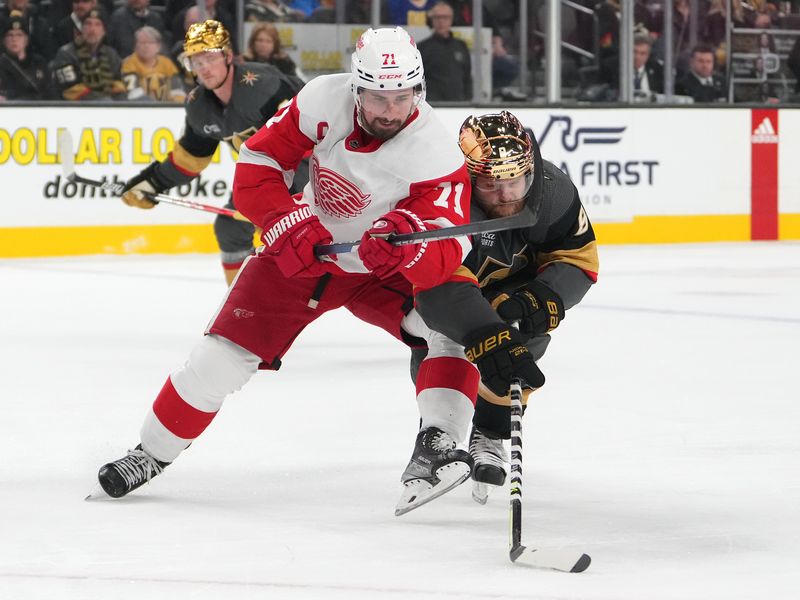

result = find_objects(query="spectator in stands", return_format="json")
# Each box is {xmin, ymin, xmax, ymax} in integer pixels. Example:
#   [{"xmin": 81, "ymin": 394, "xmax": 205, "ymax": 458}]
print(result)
[
  {"xmin": 388, "ymin": 0, "xmax": 437, "ymax": 27},
  {"xmin": 632, "ymin": 33, "xmax": 663, "ymax": 98},
  {"xmin": 757, "ymin": 31, "xmax": 776, "ymax": 53},
  {"xmin": 46, "ymin": 0, "xmax": 114, "ymax": 30},
  {"xmin": 491, "ymin": 34, "xmax": 520, "ymax": 98},
  {"xmin": 417, "ymin": 1, "xmax": 471, "ymax": 101},
  {"xmin": 287, "ymin": 0, "xmax": 317, "ymax": 17},
  {"xmin": 245, "ymin": 0, "xmax": 305, "ymax": 22},
  {"xmin": 599, "ymin": 32, "xmax": 663, "ymax": 100},
  {"xmin": 122, "ymin": 25, "xmax": 184, "ymax": 102},
  {"xmin": 171, "ymin": 0, "xmax": 236, "ymax": 54},
  {"xmin": 633, "ymin": 33, "xmax": 664, "ymax": 101},
  {"xmin": 308, "ymin": 0, "xmax": 335, "ymax": 23},
  {"xmin": 1, "ymin": 0, "xmax": 53, "ymax": 60},
  {"xmin": 243, "ymin": 22, "xmax": 302, "ymax": 80},
  {"xmin": 50, "ymin": 8, "xmax": 127, "ymax": 100},
  {"xmin": 702, "ymin": 0, "xmax": 744, "ymax": 52},
  {"xmin": 109, "ymin": 0, "xmax": 167, "ymax": 59},
  {"xmin": 53, "ymin": 0, "xmax": 97, "ymax": 49},
  {"xmin": 675, "ymin": 44, "xmax": 726, "ymax": 102},
  {"xmin": 652, "ymin": 0, "xmax": 705, "ymax": 75},
  {"xmin": 0, "ymin": 11, "xmax": 50, "ymax": 100},
  {"xmin": 596, "ymin": 0, "xmax": 654, "ymax": 64},
  {"xmin": 740, "ymin": 0, "xmax": 775, "ymax": 27}
]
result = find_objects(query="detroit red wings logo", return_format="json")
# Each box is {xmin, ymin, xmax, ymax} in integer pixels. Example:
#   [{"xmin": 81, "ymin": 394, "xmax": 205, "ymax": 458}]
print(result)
[{"xmin": 312, "ymin": 156, "xmax": 371, "ymax": 218}]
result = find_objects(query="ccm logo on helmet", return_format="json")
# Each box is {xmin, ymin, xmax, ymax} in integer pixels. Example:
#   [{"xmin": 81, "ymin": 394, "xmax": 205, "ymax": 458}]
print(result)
[{"xmin": 378, "ymin": 74, "xmax": 403, "ymax": 79}]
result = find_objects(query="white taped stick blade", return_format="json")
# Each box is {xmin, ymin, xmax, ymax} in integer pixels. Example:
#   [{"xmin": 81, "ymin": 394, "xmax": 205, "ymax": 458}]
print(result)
[
  {"xmin": 57, "ymin": 130, "xmax": 75, "ymax": 177},
  {"xmin": 510, "ymin": 544, "xmax": 591, "ymax": 573}
]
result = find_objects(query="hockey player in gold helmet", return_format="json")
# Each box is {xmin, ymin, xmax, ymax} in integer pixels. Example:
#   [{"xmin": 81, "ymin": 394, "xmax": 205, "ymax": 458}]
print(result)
[
  {"xmin": 120, "ymin": 19, "xmax": 304, "ymax": 284},
  {"xmin": 414, "ymin": 109, "xmax": 599, "ymax": 503},
  {"xmin": 180, "ymin": 19, "xmax": 233, "ymax": 89},
  {"xmin": 458, "ymin": 111, "xmax": 535, "ymax": 219}
]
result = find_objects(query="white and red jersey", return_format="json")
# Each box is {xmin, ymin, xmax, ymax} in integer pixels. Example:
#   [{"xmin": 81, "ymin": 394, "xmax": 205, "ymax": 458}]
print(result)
[{"xmin": 234, "ymin": 72, "xmax": 472, "ymax": 288}]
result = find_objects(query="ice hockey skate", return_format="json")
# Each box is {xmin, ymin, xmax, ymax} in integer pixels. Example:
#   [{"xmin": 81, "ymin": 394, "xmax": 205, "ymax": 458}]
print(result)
[
  {"xmin": 395, "ymin": 427, "xmax": 473, "ymax": 516},
  {"xmin": 469, "ymin": 426, "xmax": 509, "ymax": 505},
  {"xmin": 88, "ymin": 445, "xmax": 169, "ymax": 499}
]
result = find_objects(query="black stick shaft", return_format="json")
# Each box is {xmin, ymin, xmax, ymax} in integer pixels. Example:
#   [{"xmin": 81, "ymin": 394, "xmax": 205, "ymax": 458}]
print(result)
[
  {"xmin": 314, "ymin": 211, "xmax": 536, "ymax": 256},
  {"xmin": 509, "ymin": 378, "xmax": 524, "ymax": 552}
]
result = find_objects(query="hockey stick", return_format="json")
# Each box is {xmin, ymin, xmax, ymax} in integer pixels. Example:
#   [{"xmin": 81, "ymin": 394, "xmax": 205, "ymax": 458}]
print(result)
[
  {"xmin": 508, "ymin": 378, "xmax": 592, "ymax": 572},
  {"xmin": 314, "ymin": 210, "xmax": 537, "ymax": 257},
  {"xmin": 57, "ymin": 130, "xmax": 245, "ymax": 220},
  {"xmin": 315, "ymin": 120, "xmax": 549, "ymax": 257}
]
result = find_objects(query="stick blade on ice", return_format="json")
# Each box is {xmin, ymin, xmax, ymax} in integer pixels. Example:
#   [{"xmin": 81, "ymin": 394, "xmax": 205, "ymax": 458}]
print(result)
[{"xmin": 510, "ymin": 544, "xmax": 591, "ymax": 573}]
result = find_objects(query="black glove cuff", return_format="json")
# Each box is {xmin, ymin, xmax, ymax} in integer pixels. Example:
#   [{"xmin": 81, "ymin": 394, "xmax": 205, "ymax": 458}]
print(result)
[
  {"xmin": 123, "ymin": 161, "xmax": 171, "ymax": 195},
  {"xmin": 141, "ymin": 161, "xmax": 172, "ymax": 193},
  {"xmin": 500, "ymin": 279, "xmax": 565, "ymax": 335},
  {"xmin": 524, "ymin": 280, "xmax": 565, "ymax": 317}
]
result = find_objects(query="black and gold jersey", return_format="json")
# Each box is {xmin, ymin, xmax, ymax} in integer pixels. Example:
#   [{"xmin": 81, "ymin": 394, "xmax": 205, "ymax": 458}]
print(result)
[
  {"xmin": 51, "ymin": 41, "xmax": 126, "ymax": 100},
  {"xmin": 151, "ymin": 61, "xmax": 303, "ymax": 188},
  {"xmin": 415, "ymin": 160, "xmax": 599, "ymax": 347}
]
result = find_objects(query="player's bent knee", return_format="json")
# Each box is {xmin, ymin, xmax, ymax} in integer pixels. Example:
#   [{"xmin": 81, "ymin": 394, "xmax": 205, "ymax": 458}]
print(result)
[{"xmin": 171, "ymin": 334, "xmax": 261, "ymax": 412}]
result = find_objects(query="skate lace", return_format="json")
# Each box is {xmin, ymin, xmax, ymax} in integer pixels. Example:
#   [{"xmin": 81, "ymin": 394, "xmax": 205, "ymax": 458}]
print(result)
[
  {"xmin": 116, "ymin": 448, "xmax": 165, "ymax": 488},
  {"xmin": 470, "ymin": 430, "xmax": 508, "ymax": 468}
]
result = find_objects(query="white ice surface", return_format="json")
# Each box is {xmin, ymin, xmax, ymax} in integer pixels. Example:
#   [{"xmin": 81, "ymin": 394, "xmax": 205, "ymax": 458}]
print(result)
[{"xmin": 1, "ymin": 242, "xmax": 798, "ymax": 600}]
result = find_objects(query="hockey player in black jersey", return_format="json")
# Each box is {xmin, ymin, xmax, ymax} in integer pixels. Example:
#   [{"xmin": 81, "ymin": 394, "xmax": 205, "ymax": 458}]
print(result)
[
  {"xmin": 121, "ymin": 20, "xmax": 304, "ymax": 284},
  {"xmin": 412, "ymin": 111, "xmax": 599, "ymax": 502}
]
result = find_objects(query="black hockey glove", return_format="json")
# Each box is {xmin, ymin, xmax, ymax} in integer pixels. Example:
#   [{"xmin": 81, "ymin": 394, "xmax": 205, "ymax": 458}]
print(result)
[
  {"xmin": 463, "ymin": 323, "xmax": 545, "ymax": 397},
  {"xmin": 493, "ymin": 280, "xmax": 565, "ymax": 337},
  {"xmin": 122, "ymin": 162, "xmax": 169, "ymax": 209}
]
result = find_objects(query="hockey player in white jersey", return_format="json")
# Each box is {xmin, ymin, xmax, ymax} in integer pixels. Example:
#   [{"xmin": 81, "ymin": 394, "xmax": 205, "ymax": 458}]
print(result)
[{"xmin": 95, "ymin": 27, "xmax": 481, "ymax": 516}]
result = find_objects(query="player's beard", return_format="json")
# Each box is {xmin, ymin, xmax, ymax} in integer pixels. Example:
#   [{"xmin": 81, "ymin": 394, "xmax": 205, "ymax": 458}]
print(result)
[
  {"xmin": 362, "ymin": 115, "xmax": 405, "ymax": 140},
  {"xmin": 477, "ymin": 196, "xmax": 526, "ymax": 219}
]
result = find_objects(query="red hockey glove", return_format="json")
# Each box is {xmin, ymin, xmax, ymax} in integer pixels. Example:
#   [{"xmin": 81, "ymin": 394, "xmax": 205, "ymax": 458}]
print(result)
[
  {"xmin": 261, "ymin": 206, "xmax": 333, "ymax": 278},
  {"xmin": 358, "ymin": 209, "xmax": 426, "ymax": 279}
]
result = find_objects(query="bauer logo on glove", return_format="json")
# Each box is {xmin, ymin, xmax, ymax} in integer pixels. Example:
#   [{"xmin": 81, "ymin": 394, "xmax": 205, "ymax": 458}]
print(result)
[
  {"xmin": 464, "ymin": 329, "xmax": 512, "ymax": 362},
  {"xmin": 463, "ymin": 323, "xmax": 545, "ymax": 396}
]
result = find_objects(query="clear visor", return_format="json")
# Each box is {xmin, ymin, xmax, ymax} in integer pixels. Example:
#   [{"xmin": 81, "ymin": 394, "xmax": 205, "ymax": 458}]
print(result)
[
  {"xmin": 182, "ymin": 48, "xmax": 225, "ymax": 72},
  {"xmin": 357, "ymin": 86, "xmax": 423, "ymax": 115},
  {"xmin": 474, "ymin": 172, "xmax": 533, "ymax": 203}
]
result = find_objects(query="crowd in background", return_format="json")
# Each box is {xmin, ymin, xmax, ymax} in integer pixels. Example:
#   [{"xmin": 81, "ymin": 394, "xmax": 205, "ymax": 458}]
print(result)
[{"xmin": 1, "ymin": 0, "xmax": 799, "ymax": 103}]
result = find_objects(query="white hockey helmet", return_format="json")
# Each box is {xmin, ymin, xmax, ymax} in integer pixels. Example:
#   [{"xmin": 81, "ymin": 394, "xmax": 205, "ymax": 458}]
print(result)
[{"xmin": 351, "ymin": 27, "xmax": 426, "ymax": 102}]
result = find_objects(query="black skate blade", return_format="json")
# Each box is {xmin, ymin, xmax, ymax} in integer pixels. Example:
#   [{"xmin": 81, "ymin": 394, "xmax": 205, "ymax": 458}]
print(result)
[{"xmin": 510, "ymin": 544, "xmax": 591, "ymax": 573}]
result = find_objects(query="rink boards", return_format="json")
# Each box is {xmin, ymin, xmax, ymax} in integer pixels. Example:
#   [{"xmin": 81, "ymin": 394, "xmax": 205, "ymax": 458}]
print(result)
[{"xmin": 0, "ymin": 105, "xmax": 797, "ymax": 258}]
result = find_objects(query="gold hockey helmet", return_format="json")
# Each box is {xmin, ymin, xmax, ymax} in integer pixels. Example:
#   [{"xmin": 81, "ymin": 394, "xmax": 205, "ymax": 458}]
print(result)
[
  {"xmin": 458, "ymin": 111, "xmax": 533, "ymax": 180},
  {"xmin": 182, "ymin": 19, "xmax": 231, "ymax": 69}
]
